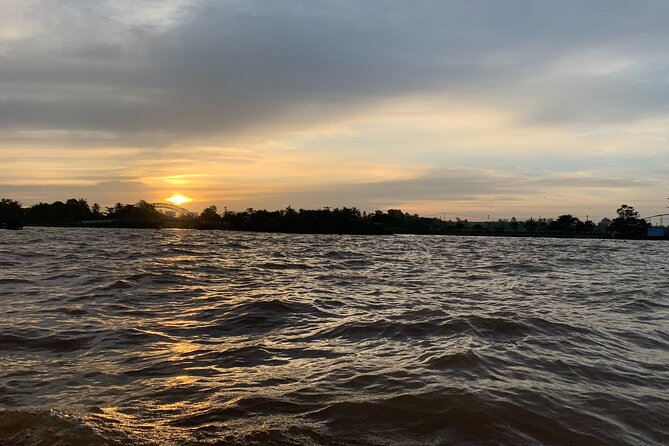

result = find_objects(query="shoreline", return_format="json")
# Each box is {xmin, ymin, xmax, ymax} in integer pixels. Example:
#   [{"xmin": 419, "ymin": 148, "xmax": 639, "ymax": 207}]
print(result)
[{"xmin": 16, "ymin": 222, "xmax": 667, "ymax": 240}]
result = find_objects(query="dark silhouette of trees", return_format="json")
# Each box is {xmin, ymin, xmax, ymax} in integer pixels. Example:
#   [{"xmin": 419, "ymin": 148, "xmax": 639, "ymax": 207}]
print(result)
[
  {"xmin": 574, "ymin": 219, "xmax": 595, "ymax": 232},
  {"xmin": 65, "ymin": 198, "xmax": 94, "ymax": 222},
  {"xmin": 1, "ymin": 196, "xmax": 660, "ymax": 238},
  {"xmin": 608, "ymin": 204, "xmax": 648, "ymax": 238},
  {"xmin": 524, "ymin": 219, "xmax": 538, "ymax": 232},
  {"xmin": 16, "ymin": 198, "xmax": 168, "ymax": 227},
  {"xmin": 194, "ymin": 206, "xmax": 223, "ymax": 229},
  {"xmin": 550, "ymin": 214, "xmax": 579, "ymax": 232},
  {"xmin": 209, "ymin": 206, "xmax": 386, "ymax": 234},
  {"xmin": 510, "ymin": 217, "xmax": 519, "ymax": 231},
  {"xmin": 91, "ymin": 203, "xmax": 103, "ymax": 219},
  {"xmin": 544, "ymin": 215, "xmax": 595, "ymax": 233},
  {"xmin": 597, "ymin": 218, "xmax": 612, "ymax": 233},
  {"xmin": 0, "ymin": 198, "xmax": 23, "ymax": 229},
  {"xmin": 24, "ymin": 198, "xmax": 98, "ymax": 223},
  {"xmin": 368, "ymin": 209, "xmax": 439, "ymax": 230},
  {"xmin": 199, "ymin": 206, "xmax": 222, "ymax": 221},
  {"xmin": 105, "ymin": 200, "xmax": 165, "ymax": 223}
]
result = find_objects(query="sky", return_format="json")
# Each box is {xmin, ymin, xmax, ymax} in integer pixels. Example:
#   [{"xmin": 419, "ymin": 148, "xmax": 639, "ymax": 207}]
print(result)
[{"xmin": 1, "ymin": 0, "xmax": 668, "ymax": 221}]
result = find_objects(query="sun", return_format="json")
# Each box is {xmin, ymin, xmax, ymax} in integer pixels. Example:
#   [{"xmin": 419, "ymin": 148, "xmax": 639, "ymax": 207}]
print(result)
[{"xmin": 166, "ymin": 194, "xmax": 192, "ymax": 205}]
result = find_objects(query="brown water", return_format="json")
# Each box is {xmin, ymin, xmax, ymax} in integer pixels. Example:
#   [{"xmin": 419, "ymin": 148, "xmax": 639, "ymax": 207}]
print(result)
[{"xmin": 1, "ymin": 228, "xmax": 668, "ymax": 445}]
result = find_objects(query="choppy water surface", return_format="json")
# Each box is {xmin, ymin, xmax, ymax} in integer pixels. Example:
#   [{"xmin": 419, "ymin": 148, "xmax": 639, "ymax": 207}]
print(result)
[{"xmin": 1, "ymin": 228, "xmax": 667, "ymax": 445}]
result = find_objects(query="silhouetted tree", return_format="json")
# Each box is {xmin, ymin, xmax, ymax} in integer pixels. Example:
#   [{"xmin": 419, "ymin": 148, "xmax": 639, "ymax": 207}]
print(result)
[
  {"xmin": 105, "ymin": 203, "xmax": 125, "ymax": 218},
  {"xmin": 24, "ymin": 198, "xmax": 94, "ymax": 223},
  {"xmin": 524, "ymin": 219, "xmax": 538, "ymax": 232},
  {"xmin": 609, "ymin": 204, "xmax": 647, "ymax": 238},
  {"xmin": 91, "ymin": 203, "xmax": 103, "ymax": 219},
  {"xmin": 65, "ymin": 198, "xmax": 93, "ymax": 222},
  {"xmin": 510, "ymin": 217, "xmax": 519, "ymax": 231},
  {"xmin": 574, "ymin": 219, "xmax": 596, "ymax": 232},
  {"xmin": 597, "ymin": 218, "xmax": 612, "ymax": 233},
  {"xmin": 0, "ymin": 198, "xmax": 23, "ymax": 228},
  {"xmin": 105, "ymin": 201, "xmax": 164, "ymax": 222},
  {"xmin": 550, "ymin": 214, "xmax": 579, "ymax": 232},
  {"xmin": 199, "ymin": 206, "xmax": 221, "ymax": 221}
]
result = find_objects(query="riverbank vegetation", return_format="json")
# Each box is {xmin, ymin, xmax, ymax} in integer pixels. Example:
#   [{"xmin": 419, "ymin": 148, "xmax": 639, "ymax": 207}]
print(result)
[{"xmin": 0, "ymin": 197, "xmax": 662, "ymax": 238}]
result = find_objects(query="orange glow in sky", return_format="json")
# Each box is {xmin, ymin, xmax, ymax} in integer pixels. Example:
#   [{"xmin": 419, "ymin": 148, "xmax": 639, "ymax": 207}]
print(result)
[{"xmin": 166, "ymin": 194, "xmax": 192, "ymax": 205}]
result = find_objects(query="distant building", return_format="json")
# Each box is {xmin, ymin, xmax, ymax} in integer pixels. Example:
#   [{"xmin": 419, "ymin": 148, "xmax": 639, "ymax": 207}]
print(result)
[
  {"xmin": 164, "ymin": 210, "xmax": 176, "ymax": 218},
  {"xmin": 647, "ymin": 227, "xmax": 666, "ymax": 237}
]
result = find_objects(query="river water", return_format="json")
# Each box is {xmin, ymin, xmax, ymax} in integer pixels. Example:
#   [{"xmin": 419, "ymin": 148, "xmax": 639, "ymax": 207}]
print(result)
[{"xmin": 0, "ymin": 228, "xmax": 667, "ymax": 445}]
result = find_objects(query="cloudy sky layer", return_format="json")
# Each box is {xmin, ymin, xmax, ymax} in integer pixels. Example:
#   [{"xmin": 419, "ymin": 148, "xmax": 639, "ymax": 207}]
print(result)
[{"xmin": 1, "ymin": 0, "xmax": 668, "ymax": 219}]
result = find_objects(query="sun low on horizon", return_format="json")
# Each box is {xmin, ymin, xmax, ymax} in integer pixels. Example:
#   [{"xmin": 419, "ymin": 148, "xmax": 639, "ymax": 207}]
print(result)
[{"xmin": 165, "ymin": 194, "xmax": 193, "ymax": 206}]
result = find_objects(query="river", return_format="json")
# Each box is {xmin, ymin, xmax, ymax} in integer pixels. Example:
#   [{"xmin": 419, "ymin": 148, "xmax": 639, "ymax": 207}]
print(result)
[{"xmin": 1, "ymin": 228, "xmax": 667, "ymax": 445}]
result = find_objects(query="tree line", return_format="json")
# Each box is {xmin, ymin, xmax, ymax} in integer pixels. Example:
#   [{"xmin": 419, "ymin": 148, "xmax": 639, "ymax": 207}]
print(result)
[{"xmin": 0, "ymin": 197, "xmax": 655, "ymax": 238}]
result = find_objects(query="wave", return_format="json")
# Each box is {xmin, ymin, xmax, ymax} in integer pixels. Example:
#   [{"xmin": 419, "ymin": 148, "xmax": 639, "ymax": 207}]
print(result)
[
  {"xmin": 257, "ymin": 262, "xmax": 313, "ymax": 270},
  {"xmin": 0, "ymin": 278, "xmax": 32, "ymax": 284},
  {"xmin": 0, "ymin": 410, "xmax": 130, "ymax": 446},
  {"xmin": 0, "ymin": 332, "xmax": 94, "ymax": 353},
  {"xmin": 44, "ymin": 307, "xmax": 88, "ymax": 316},
  {"xmin": 43, "ymin": 273, "xmax": 80, "ymax": 281},
  {"xmin": 223, "ymin": 242, "xmax": 246, "ymax": 249},
  {"xmin": 323, "ymin": 250, "xmax": 363, "ymax": 259},
  {"xmin": 419, "ymin": 349, "xmax": 483, "ymax": 370},
  {"xmin": 104, "ymin": 280, "xmax": 133, "ymax": 290},
  {"xmin": 311, "ymin": 314, "xmax": 534, "ymax": 341}
]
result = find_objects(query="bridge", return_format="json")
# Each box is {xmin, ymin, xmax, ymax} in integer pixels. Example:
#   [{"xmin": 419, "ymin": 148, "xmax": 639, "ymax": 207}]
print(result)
[
  {"xmin": 644, "ymin": 213, "xmax": 669, "ymax": 226},
  {"xmin": 151, "ymin": 202, "xmax": 198, "ymax": 218},
  {"xmin": 644, "ymin": 199, "xmax": 669, "ymax": 225}
]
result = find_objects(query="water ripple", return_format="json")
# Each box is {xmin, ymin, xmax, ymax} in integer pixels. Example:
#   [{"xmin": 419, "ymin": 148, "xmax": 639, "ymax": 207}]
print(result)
[{"xmin": 0, "ymin": 228, "xmax": 667, "ymax": 445}]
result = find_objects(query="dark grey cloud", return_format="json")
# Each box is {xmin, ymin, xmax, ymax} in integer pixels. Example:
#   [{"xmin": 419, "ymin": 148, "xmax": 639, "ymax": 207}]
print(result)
[{"xmin": 2, "ymin": 0, "xmax": 668, "ymax": 143}]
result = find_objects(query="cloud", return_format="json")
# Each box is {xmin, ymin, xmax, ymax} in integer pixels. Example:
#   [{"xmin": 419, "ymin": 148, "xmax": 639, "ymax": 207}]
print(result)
[
  {"xmin": 212, "ymin": 167, "xmax": 659, "ymax": 218},
  {"xmin": 0, "ymin": 180, "xmax": 151, "ymax": 205},
  {"xmin": 1, "ymin": 0, "xmax": 668, "ymax": 216},
  {"xmin": 2, "ymin": 0, "xmax": 668, "ymax": 142}
]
